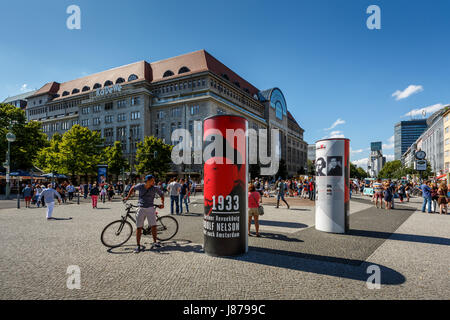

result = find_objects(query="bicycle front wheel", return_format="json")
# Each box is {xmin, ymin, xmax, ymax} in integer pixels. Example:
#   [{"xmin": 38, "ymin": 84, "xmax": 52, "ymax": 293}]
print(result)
[
  {"xmin": 101, "ymin": 220, "xmax": 133, "ymax": 248},
  {"xmin": 156, "ymin": 216, "xmax": 179, "ymax": 241}
]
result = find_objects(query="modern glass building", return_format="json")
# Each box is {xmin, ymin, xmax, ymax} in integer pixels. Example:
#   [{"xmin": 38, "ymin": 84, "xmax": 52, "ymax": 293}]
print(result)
[{"xmin": 394, "ymin": 120, "xmax": 428, "ymax": 160}]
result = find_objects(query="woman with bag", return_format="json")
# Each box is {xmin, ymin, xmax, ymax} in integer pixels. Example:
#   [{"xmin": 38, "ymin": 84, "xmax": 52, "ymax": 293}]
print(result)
[
  {"xmin": 248, "ymin": 183, "xmax": 262, "ymax": 237},
  {"xmin": 437, "ymin": 182, "xmax": 448, "ymax": 214}
]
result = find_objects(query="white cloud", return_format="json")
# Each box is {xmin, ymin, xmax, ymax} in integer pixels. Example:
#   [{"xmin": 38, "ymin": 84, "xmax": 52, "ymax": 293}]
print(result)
[
  {"xmin": 324, "ymin": 118, "xmax": 345, "ymax": 131},
  {"xmin": 352, "ymin": 158, "xmax": 368, "ymax": 170},
  {"xmin": 351, "ymin": 147, "xmax": 369, "ymax": 154},
  {"xmin": 329, "ymin": 130, "xmax": 345, "ymax": 138},
  {"xmin": 388, "ymin": 135, "xmax": 394, "ymax": 143},
  {"xmin": 392, "ymin": 85, "xmax": 423, "ymax": 100},
  {"xmin": 20, "ymin": 84, "xmax": 30, "ymax": 92},
  {"xmin": 403, "ymin": 103, "xmax": 445, "ymax": 118}
]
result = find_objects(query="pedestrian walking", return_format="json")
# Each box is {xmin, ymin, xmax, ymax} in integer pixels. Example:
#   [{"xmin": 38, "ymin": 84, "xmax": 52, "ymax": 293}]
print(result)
[
  {"xmin": 66, "ymin": 183, "xmax": 75, "ymax": 201},
  {"xmin": 22, "ymin": 183, "xmax": 33, "ymax": 208},
  {"xmin": 276, "ymin": 178, "xmax": 290, "ymax": 209},
  {"xmin": 248, "ymin": 183, "xmax": 261, "ymax": 237},
  {"xmin": 421, "ymin": 181, "xmax": 432, "ymax": 213},
  {"xmin": 437, "ymin": 182, "xmax": 448, "ymax": 214},
  {"xmin": 38, "ymin": 184, "xmax": 62, "ymax": 219},
  {"xmin": 34, "ymin": 184, "xmax": 43, "ymax": 208},
  {"xmin": 89, "ymin": 183, "xmax": 100, "ymax": 208},
  {"xmin": 179, "ymin": 178, "xmax": 190, "ymax": 214},
  {"xmin": 430, "ymin": 183, "xmax": 438, "ymax": 213},
  {"xmin": 373, "ymin": 179, "xmax": 384, "ymax": 209},
  {"xmin": 167, "ymin": 178, "xmax": 181, "ymax": 215}
]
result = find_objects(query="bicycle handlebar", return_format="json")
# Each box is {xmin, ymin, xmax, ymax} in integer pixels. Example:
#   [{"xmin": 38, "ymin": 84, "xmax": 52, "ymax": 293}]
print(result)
[{"xmin": 123, "ymin": 200, "xmax": 163, "ymax": 209}]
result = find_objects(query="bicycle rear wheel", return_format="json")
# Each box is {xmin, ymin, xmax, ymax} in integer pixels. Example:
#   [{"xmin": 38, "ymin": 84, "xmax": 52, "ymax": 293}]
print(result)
[
  {"xmin": 101, "ymin": 220, "xmax": 133, "ymax": 248},
  {"xmin": 156, "ymin": 216, "xmax": 179, "ymax": 241}
]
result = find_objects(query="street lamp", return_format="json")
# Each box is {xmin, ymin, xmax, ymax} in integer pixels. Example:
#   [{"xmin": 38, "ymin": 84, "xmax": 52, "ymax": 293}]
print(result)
[{"xmin": 5, "ymin": 131, "xmax": 16, "ymax": 199}]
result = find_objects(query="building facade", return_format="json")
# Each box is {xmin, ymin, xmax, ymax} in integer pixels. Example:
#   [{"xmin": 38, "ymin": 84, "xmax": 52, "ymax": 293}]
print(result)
[
  {"xmin": 25, "ymin": 50, "xmax": 307, "ymax": 177},
  {"xmin": 394, "ymin": 119, "xmax": 428, "ymax": 160},
  {"xmin": 443, "ymin": 109, "xmax": 450, "ymax": 172},
  {"xmin": 2, "ymin": 90, "xmax": 36, "ymax": 109}
]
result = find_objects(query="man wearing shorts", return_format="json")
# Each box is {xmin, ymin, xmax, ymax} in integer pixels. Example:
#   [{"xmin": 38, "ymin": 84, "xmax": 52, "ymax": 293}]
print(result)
[
  {"xmin": 123, "ymin": 175, "xmax": 165, "ymax": 253},
  {"xmin": 373, "ymin": 178, "xmax": 384, "ymax": 209}
]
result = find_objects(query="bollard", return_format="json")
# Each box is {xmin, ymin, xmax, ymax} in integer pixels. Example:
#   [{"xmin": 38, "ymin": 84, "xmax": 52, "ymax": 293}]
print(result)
[
  {"xmin": 17, "ymin": 191, "xmax": 20, "ymax": 209},
  {"xmin": 77, "ymin": 192, "xmax": 80, "ymax": 205}
]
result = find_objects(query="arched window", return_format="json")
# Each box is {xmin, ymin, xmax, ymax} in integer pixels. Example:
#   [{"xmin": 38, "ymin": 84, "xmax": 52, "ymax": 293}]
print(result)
[
  {"xmin": 62, "ymin": 91, "xmax": 70, "ymax": 96},
  {"xmin": 72, "ymin": 88, "xmax": 80, "ymax": 94},
  {"xmin": 233, "ymin": 81, "xmax": 240, "ymax": 88},
  {"xmin": 82, "ymin": 86, "xmax": 90, "ymax": 92},
  {"xmin": 163, "ymin": 70, "xmax": 174, "ymax": 78},
  {"xmin": 128, "ymin": 74, "xmax": 138, "ymax": 81},
  {"xmin": 116, "ymin": 77, "xmax": 125, "ymax": 84},
  {"xmin": 221, "ymin": 73, "xmax": 230, "ymax": 81},
  {"xmin": 178, "ymin": 66, "xmax": 190, "ymax": 74},
  {"xmin": 93, "ymin": 83, "xmax": 101, "ymax": 89},
  {"xmin": 104, "ymin": 80, "xmax": 113, "ymax": 87}
]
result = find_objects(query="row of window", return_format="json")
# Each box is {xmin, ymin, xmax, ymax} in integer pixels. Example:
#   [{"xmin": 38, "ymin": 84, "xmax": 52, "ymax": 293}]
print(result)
[
  {"xmin": 156, "ymin": 104, "xmax": 200, "ymax": 119},
  {"xmin": 162, "ymin": 66, "xmax": 191, "ymax": 78},
  {"xmin": 81, "ymin": 97, "xmax": 141, "ymax": 115},
  {"xmin": 81, "ymin": 111, "xmax": 141, "ymax": 126},
  {"xmin": 42, "ymin": 120, "xmax": 79, "ymax": 133},
  {"xmin": 210, "ymin": 79, "xmax": 262, "ymax": 114},
  {"xmin": 29, "ymin": 99, "xmax": 83, "ymax": 115},
  {"xmin": 155, "ymin": 79, "xmax": 206, "ymax": 95}
]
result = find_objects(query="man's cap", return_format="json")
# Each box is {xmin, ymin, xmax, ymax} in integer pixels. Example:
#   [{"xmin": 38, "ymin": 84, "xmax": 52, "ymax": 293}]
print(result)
[{"xmin": 145, "ymin": 175, "xmax": 155, "ymax": 181}]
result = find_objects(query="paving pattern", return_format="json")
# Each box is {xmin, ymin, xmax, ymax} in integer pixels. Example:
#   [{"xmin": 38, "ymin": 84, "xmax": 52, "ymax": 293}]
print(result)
[{"xmin": 0, "ymin": 194, "xmax": 448, "ymax": 299}]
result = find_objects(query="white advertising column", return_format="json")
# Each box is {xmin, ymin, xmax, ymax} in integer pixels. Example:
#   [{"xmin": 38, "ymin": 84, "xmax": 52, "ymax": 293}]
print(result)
[{"xmin": 315, "ymin": 138, "xmax": 350, "ymax": 234}]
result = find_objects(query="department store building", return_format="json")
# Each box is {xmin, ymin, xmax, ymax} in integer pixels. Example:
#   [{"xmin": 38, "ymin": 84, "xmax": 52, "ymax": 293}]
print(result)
[{"xmin": 26, "ymin": 50, "xmax": 307, "ymax": 177}]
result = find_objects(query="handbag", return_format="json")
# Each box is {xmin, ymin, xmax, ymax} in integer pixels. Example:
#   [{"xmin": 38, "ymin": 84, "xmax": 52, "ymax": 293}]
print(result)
[{"xmin": 250, "ymin": 192, "xmax": 264, "ymax": 215}]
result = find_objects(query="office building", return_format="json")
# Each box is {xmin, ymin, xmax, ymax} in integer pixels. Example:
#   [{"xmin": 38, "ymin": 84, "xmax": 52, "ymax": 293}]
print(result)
[{"xmin": 394, "ymin": 120, "xmax": 428, "ymax": 160}]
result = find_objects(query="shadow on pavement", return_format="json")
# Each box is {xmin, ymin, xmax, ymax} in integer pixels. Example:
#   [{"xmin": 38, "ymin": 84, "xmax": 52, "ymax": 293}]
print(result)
[
  {"xmin": 229, "ymin": 246, "xmax": 406, "ymax": 285},
  {"xmin": 106, "ymin": 240, "xmax": 204, "ymax": 255},
  {"xmin": 48, "ymin": 217, "xmax": 73, "ymax": 221},
  {"xmin": 256, "ymin": 220, "xmax": 308, "ymax": 229},
  {"xmin": 348, "ymin": 229, "xmax": 450, "ymax": 246},
  {"xmin": 251, "ymin": 232, "xmax": 304, "ymax": 242},
  {"xmin": 287, "ymin": 208, "xmax": 312, "ymax": 211}
]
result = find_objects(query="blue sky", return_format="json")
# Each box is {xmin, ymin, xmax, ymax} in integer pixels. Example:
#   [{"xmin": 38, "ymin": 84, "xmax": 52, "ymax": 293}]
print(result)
[{"xmin": 1, "ymin": 0, "xmax": 450, "ymax": 168}]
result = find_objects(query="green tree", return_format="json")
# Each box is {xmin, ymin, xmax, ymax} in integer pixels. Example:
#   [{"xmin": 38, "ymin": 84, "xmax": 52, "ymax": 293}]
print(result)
[
  {"xmin": 378, "ymin": 160, "xmax": 403, "ymax": 179},
  {"xmin": 350, "ymin": 162, "xmax": 369, "ymax": 179},
  {"xmin": 103, "ymin": 141, "xmax": 129, "ymax": 177},
  {"xmin": 356, "ymin": 167, "xmax": 369, "ymax": 179},
  {"xmin": 58, "ymin": 125, "xmax": 105, "ymax": 178},
  {"xmin": 135, "ymin": 136, "xmax": 173, "ymax": 178},
  {"xmin": 306, "ymin": 159, "xmax": 315, "ymax": 176},
  {"xmin": 34, "ymin": 133, "xmax": 63, "ymax": 174},
  {"xmin": 0, "ymin": 103, "xmax": 49, "ymax": 170}
]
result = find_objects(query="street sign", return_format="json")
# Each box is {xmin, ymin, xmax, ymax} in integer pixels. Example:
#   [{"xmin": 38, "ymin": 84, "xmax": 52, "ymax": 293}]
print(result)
[
  {"xmin": 6, "ymin": 132, "xmax": 16, "ymax": 142},
  {"xmin": 415, "ymin": 160, "xmax": 427, "ymax": 171},
  {"xmin": 415, "ymin": 150, "xmax": 426, "ymax": 160}
]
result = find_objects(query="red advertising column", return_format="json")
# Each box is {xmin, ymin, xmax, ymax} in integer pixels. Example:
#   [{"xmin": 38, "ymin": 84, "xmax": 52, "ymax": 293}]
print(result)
[{"xmin": 203, "ymin": 115, "xmax": 248, "ymax": 256}]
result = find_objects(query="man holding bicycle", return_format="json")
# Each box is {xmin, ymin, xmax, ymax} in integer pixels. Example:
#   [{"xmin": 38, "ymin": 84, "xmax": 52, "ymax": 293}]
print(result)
[{"xmin": 123, "ymin": 175, "xmax": 165, "ymax": 253}]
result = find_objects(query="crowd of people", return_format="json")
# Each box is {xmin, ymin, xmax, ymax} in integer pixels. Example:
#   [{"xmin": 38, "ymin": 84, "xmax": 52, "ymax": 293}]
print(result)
[{"xmin": 352, "ymin": 178, "xmax": 449, "ymax": 214}]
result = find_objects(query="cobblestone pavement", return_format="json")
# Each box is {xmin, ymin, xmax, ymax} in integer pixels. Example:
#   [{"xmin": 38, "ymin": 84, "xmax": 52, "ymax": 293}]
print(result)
[{"xmin": 0, "ymin": 194, "xmax": 448, "ymax": 299}]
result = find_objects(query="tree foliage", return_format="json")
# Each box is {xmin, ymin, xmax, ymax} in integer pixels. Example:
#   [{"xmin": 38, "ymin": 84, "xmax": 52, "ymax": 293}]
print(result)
[
  {"xmin": 103, "ymin": 141, "xmax": 128, "ymax": 176},
  {"xmin": 134, "ymin": 136, "xmax": 173, "ymax": 178},
  {"xmin": 35, "ymin": 125, "xmax": 104, "ymax": 178},
  {"xmin": 350, "ymin": 162, "xmax": 369, "ymax": 179},
  {"xmin": 0, "ymin": 103, "xmax": 49, "ymax": 170},
  {"xmin": 378, "ymin": 160, "xmax": 433, "ymax": 179}
]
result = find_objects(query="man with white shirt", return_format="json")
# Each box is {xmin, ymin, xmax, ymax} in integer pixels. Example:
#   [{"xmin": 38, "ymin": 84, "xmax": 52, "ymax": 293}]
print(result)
[
  {"xmin": 167, "ymin": 178, "xmax": 181, "ymax": 215},
  {"xmin": 38, "ymin": 184, "xmax": 62, "ymax": 220}
]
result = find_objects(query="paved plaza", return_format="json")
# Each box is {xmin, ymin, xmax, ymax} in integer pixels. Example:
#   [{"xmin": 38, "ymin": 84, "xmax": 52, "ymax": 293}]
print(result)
[{"xmin": 0, "ymin": 194, "xmax": 449, "ymax": 299}]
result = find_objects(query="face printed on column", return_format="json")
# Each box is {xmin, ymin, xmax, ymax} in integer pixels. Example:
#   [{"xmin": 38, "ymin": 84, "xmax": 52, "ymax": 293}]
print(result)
[{"xmin": 203, "ymin": 127, "xmax": 246, "ymax": 216}]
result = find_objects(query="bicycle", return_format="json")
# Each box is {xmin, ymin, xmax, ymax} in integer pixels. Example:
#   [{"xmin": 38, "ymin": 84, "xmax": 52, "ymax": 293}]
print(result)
[{"xmin": 101, "ymin": 202, "xmax": 179, "ymax": 248}]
